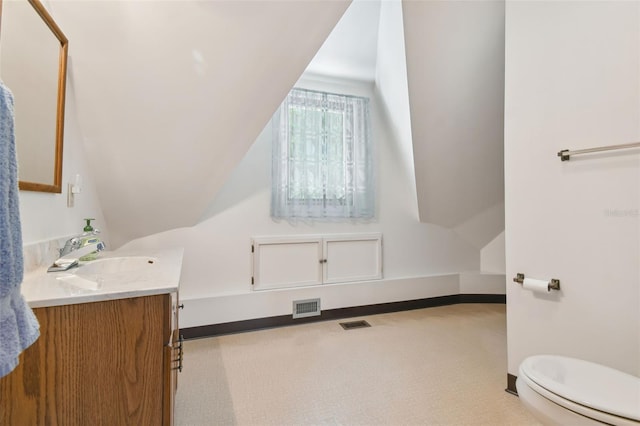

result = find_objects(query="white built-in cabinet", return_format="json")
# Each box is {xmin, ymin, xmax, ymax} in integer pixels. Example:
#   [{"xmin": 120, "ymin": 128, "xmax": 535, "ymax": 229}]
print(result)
[{"xmin": 251, "ymin": 233, "xmax": 382, "ymax": 290}]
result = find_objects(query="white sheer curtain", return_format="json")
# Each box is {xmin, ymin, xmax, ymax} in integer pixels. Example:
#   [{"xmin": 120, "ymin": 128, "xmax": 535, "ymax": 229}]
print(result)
[{"xmin": 271, "ymin": 88, "xmax": 374, "ymax": 219}]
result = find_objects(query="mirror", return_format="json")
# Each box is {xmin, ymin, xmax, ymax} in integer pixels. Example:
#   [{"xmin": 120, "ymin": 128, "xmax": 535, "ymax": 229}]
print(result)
[{"xmin": 0, "ymin": 0, "xmax": 68, "ymax": 193}]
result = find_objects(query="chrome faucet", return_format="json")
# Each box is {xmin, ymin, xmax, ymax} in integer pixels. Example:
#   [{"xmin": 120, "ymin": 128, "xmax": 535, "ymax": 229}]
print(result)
[
  {"xmin": 47, "ymin": 230, "xmax": 106, "ymax": 272},
  {"xmin": 59, "ymin": 229, "xmax": 101, "ymax": 257}
]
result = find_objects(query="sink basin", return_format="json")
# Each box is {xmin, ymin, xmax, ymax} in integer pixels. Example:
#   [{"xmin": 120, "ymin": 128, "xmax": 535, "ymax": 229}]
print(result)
[
  {"xmin": 55, "ymin": 256, "xmax": 159, "ymax": 290},
  {"xmin": 74, "ymin": 256, "xmax": 158, "ymax": 275}
]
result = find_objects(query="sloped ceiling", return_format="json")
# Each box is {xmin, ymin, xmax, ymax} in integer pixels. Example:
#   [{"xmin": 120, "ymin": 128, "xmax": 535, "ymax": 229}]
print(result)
[
  {"xmin": 50, "ymin": 0, "xmax": 351, "ymax": 247},
  {"xmin": 304, "ymin": 0, "xmax": 381, "ymax": 82},
  {"xmin": 403, "ymin": 0, "xmax": 505, "ymax": 245}
]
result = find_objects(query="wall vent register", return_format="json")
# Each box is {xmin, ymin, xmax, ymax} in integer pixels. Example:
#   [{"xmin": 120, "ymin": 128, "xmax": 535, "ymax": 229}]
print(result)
[{"xmin": 292, "ymin": 298, "xmax": 321, "ymax": 319}]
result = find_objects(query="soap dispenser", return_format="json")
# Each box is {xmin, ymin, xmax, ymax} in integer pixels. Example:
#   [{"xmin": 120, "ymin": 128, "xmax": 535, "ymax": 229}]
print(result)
[
  {"xmin": 79, "ymin": 218, "xmax": 101, "ymax": 261},
  {"xmin": 83, "ymin": 218, "xmax": 94, "ymax": 233}
]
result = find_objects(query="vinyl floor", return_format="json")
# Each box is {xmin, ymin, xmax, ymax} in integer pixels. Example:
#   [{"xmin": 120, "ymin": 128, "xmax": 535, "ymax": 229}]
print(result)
[{"xmin": 175, "ymin": 303, "xmax": 541, "ymax": 426}]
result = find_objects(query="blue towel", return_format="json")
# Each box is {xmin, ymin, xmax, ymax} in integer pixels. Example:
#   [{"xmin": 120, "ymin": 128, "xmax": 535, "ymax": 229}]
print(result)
[{"xmin": 0, "ymin": 80, "xmax": 39, "ymax": 378}]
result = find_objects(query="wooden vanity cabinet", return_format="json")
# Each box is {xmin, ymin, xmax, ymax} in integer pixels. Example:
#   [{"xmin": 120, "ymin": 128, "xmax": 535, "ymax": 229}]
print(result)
[{"xmin": 0, "ymin": 293, "xmax": 180, "ymax": 425}]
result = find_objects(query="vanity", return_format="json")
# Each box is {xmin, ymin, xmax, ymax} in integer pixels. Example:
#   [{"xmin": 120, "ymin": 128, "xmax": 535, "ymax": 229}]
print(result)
[{"xmin": 0, "ymin": 248, "xmax": 183, "ymax": 426}]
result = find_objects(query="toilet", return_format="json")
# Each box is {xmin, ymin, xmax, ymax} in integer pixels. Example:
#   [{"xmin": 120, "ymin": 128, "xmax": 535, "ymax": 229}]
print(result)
[{"xmin": 516, "ymin": 355, "xmax": 640, "ymax": 426}]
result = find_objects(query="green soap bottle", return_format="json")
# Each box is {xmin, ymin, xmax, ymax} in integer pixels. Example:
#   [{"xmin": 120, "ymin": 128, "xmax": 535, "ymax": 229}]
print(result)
[
  {"xmin": 79, "ymin": 218, "xmax": 99, "ymax": 261},
  {"xmin": 83, "ymin": 218, "xmax": 95, "ymax": 232}
]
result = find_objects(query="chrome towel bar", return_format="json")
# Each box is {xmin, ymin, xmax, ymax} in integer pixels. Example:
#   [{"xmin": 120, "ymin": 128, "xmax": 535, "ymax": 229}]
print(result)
[
  {"xmin": 558, "ymin": 141, "xmax": 640, "ymax": 161},
  {"xmin": 513, "ymin": 273, "xmax": 561, "ymax": 291}
]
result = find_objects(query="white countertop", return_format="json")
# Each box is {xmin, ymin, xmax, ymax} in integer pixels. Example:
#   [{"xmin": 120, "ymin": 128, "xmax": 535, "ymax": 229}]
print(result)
[{"xmin": 22, "ymin": 248, "xmax": 183, "ymax": 308}]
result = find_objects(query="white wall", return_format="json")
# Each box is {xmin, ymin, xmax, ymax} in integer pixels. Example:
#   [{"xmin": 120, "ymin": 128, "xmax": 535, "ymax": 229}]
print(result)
[
  {"xmin": 117, "ymin": 1, "xmax": 474, "ymax": 327},
  {"xmin": 481, "ymin": 231, "xmax": 505, "ymax": 274},
  {"xmin": 119, "ymin": 0, "xmax": 514, "ymax": 328},
  {"xmin": 184, "ymin": 275, "xmax": 461, "ymax": 327},
  {"xmin": 122, "ymin": 73, "xmax": 480, "ymax": 327},
  {"xmin": 375, "ymin": 0, "xmax": 415, "ymax": 204},
  {"xmin": 505, "ymin": 1, "xmax": 640, "ymax": 376},
  {"xmin": 18, "ymin": 63, "xmax": 107, "ymax": 247},
  {"xmin": 459, "ymin": 272, "xmax": 505, "ymax": 295}
]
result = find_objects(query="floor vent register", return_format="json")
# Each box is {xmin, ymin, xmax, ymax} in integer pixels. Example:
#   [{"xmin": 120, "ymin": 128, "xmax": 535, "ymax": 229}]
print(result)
[{"xmin": 339, "ymin": 320, "xmax": 371, "ymax": 330}]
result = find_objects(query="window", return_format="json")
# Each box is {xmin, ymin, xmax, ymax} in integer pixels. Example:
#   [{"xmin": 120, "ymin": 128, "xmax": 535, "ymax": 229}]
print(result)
[{"xmin": 271, "ymin": 88, "xmax": 374, "ymax": 219}]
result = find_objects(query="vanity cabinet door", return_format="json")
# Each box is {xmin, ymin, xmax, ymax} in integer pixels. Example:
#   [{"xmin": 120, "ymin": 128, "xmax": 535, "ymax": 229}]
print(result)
[{"xmin": 0, "ymin": 294, "xmax": 172, "ymax": 425}]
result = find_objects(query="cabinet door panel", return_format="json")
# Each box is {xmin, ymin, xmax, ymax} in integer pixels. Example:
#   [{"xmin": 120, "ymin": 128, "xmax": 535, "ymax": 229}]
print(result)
[
  {"xmin": 0, "ymin": 295, "xmax": 169, "ymax": 425},
  {"xmin": 324, "ymin": 234, "xmax": 382, "ymax": 284},
  {"xmin": 252, "ymin": 237, "xmax": 322, "ymax": 290}
]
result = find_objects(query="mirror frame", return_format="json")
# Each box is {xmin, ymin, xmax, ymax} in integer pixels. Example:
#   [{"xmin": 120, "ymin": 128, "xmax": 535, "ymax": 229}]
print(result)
[{"xmin": 0, "ymin": 0, "xmax": 68, "ymax": 193}]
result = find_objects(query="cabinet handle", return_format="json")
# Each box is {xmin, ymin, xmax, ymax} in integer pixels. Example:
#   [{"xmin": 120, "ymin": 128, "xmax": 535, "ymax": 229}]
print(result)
[
  {"xmin": 178, "ymin": 304, "xmax": 184, "ymax": 310},
  {"xmin": 318, "ymin": 259, "xmax": 327, "ymax": 264},
  {"xmin": 172, "ymin": 334, "xmax": 184, "ymax": 372}
]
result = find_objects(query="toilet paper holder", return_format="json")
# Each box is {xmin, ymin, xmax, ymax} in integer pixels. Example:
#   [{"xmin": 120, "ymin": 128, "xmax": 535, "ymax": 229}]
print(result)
[{"xmin": 513, "ymin": 273, "xmax": 561, "ymax": 291}]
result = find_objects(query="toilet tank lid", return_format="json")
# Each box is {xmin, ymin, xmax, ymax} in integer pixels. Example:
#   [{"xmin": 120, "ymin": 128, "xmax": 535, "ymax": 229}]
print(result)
[{"xmin": 520, "ymin": 355, "xmax": 640, "ymax": 422}]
